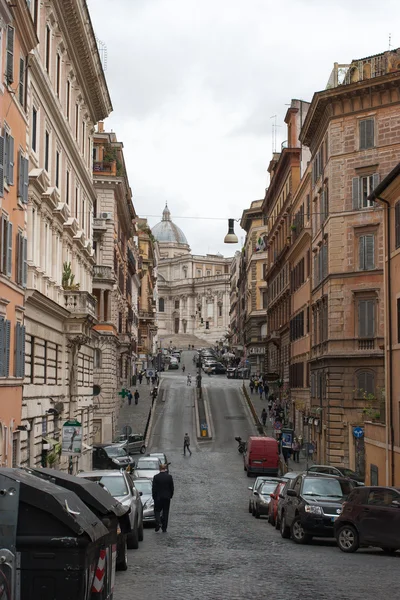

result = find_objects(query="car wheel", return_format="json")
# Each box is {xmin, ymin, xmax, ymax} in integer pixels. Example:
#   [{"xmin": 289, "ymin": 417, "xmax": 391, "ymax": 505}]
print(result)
[
  {"xmin": 291, "ymin": 516, "xmax": 312, "ymax": 544},
  {"xmin": 255, "ymin": 507, "xmax": 260, "ymax": 519},
  {"xmin": 127, "ymin": 520, "xmax": 139, "ymax": 550},
  {"xmin": 336, "ymin": 524, "xmax": 359, "ymax": 553},
  {"xmin": 116, "ymin": 537, "xmax": 128, "ymax": 571},
  {"xmin": 381, "ymin": 547, "xmax": 396, "ymax": 555},
  {"xmin": 252, "ymin": 505, "xmax": 256, "ymax": 517},
  {"xmin": 140, "ymin": 445, "xmax": 146, "ymax": 454},
  {"xmin": 270, "ymin": 514, "xmax": 275, "ymax": 526},
  {"xmin": 248, "ymin": 502, "xmax": 252, "ymax": 514},
  {"xmin": 246, "ymin": 471, "xmax": 251, "ymax": 477},
  {"xmin": 275, "ymin": 517, "xmax": 280, "ymax": 530},
  {"xmin": 138, "ymin": 518, "xmax": 144, "ymax": 542},
  {"xmin": 280, "ymin": 513, "xmax": 290, "ymax": 539}
]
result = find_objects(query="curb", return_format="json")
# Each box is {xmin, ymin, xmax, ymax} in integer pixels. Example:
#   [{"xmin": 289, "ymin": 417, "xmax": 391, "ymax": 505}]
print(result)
[
  {"xmin": 194, "ymin": 389, "xmax": 201, "ymax": 439},
  {"xmin": 202, "ymin": 386, "xmax": 213, "ymax": 440},
  {"xmin": 241, "ymin": 383, "xmax": 264, "ymax": 434}
]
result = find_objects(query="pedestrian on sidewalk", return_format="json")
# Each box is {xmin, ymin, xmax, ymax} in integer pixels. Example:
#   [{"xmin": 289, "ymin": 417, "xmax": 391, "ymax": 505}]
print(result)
[
  {"xmin": 152, "ymin": 463, "xmax": 174, "ymax": 533},
  {"xmin": 183, "ymin": 433, "xmax": 192, "ymax": 456},
  {"xmin": 138, "ymin": 372, "xmax": 143, "ymax": 385},
  {"xmin": 249, "ymin": 379, "xmax": 255, "ymax": 394},
  {"xmin": 134, "ymin": 389, "xmax": 140, "ymax": 405},
  {"xmin": 187, "ymin": 374, "xmax": 192, "ymax": 386},
  {"xmin": 292, "ymin": 437, "xmax": 300, "ymax": 463},
  {"xmin": 151, "ymin": 387, "xmax": 158, "ymax": 401},
  {"xmin": 261, "ymin": 408, "xmax": 267, "ymax": 426},
  {"xmin": 264, "ymin": 384, "xmax": 269, "ymax": 400},
  {"xmin": 258, "ymin": 383, "xmax": 264, "ymax": 399},
  {"xmin": 146, "ymin": 374, "xmax": 150, "ymax": 385},
  {"xmin": 127, "ymin": 391, "xmax": 133, "ymax": 405}
]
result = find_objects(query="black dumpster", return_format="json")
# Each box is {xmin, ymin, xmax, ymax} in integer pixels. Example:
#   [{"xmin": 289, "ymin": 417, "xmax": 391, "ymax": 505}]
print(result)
[
  {"xmin": 29, "ymin": 467, "xmax": 131, "ymax": 590},
  {"xmin": 0, "ymin": 468, "xmax": 109, "ymax": 600}
]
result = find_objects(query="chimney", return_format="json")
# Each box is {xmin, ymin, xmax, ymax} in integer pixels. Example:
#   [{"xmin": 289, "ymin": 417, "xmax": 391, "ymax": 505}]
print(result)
[{"xmin": 98, "ymin": 121, "xmax": 104, "ymax": 133}]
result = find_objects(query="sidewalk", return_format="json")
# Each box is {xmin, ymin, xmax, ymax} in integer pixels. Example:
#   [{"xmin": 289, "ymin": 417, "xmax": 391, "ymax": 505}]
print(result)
[
  {"xmin": 244, "ymin": 382, "xmax": 314, "ymax": 473},
  {"xmin": 116, "ymin": 379, "xmax": 158, "ymax": 438}
]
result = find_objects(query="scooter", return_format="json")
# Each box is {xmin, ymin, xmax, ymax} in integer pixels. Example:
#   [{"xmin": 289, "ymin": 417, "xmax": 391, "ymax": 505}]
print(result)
[{"xmin": 235, "ymin": 436, "xmax": 247, "ymax": 454}]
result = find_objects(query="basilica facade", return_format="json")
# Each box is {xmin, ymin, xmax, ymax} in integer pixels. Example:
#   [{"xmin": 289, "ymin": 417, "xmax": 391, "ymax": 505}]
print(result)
[{"xmin": 153, "ymin": 207, "xmax": 232, "ymax": 344}]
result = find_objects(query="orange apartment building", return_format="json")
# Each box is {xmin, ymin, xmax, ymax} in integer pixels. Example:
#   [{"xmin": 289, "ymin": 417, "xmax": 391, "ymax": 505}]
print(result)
[
  {"xmin": 287, "ymin": 164, "xmax": 313, "ymax": 437},
  {"xmin": 299, "ymin": 48, "xmax": 400, "ymax": 473},
  {"xmin": 0, "ymin": 1, "xmax": 37, "ymax": 466},
  {"xmin": 367, "ymin": 162, "xmax": 400, "ymax": 485},
  {"xmin": 263, "ymin": 100, "xmax": 310, "ymax": 406}
]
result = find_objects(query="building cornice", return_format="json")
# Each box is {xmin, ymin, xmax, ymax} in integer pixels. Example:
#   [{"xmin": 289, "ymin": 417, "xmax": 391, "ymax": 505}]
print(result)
[
  {"xmin": 25, "ymin": 289, "xmax": 70, "ymax": 320},
  {"xmin": 53, "ymin": 0, "xmax": 112, "ymax": 122},
  {"xmin": 29, "ymin": 54, "xmax": 97, "ymax": 203},
  {"xmin": 11, "ymin": 0, "xmax": 39, "ymax": 53}
]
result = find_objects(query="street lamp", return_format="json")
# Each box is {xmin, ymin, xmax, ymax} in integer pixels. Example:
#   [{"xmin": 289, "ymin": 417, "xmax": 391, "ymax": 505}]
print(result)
[{"xmin": 224, "ymin": 219, "xmax": 239, "ymax": 244}]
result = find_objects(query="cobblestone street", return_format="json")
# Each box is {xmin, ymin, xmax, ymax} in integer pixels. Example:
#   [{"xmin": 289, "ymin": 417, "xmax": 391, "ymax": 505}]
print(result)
[{"xmin": 115, "ymin": 352, "xmax": 400, "ymax": 600}]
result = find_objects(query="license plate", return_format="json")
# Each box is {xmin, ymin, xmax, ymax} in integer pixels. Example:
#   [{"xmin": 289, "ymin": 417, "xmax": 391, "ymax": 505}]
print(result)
[{"xmin": 253, "ymin": 460, "xmax": 263, "ymax": 464}]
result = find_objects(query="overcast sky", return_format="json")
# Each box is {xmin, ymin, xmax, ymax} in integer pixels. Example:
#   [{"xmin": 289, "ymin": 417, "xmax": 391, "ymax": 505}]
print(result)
[{"xmin": 89, "ymin": 0, "xmax": 399, "ymax": 256}]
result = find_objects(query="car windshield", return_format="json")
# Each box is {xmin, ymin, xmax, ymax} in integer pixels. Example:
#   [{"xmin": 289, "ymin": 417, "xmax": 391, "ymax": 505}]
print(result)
[
  {"xmin": 261, "ymin": 483, "xmax": 279, "ymax": 495},
  {"xmin": 303, "ymin": 477, "xmax": 352, "ymax": 498},
  {"xmin": 134, "ymin": 480, "xmax": 152, "ymax": 495},
  {"xmin": 105, "ymin": 446, "xmax": 127, "ymax": 458},
  {"xmin": 151, "ymin": 454, "xmax": 165, "ymax": 461},
  {"xmin": 137, "ymin": 460, "xmax": 159, "ymax": 470},
  {"xmin": 86, "ymin": 475, "xmax": 128, "ymax": 497}
]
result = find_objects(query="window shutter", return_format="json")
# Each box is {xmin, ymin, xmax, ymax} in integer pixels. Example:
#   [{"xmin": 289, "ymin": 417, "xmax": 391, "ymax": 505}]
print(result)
[
  {"xmin": 15, "ymin": 322, "xmax": 20, "ymax": 377},
  {"xmin": 320, "ymin": 190, "xmax": 325, "ymax": 225},
  {"xmin": 352, "ymin": 177, "xmax": 360, "ymax": 210},
  {"xmin": 0, "ymin": 134, "xmax": 4, "ymax": 197},
  {"xmin": 372, "ymin": 172, "xmax": 380, "ymax": 192},
  {"xmin": 7, "ymin": 221, "xmax": 12, "ymax": 277},
  {"xmin": 322, "ymin": 245, "xmax": 328, "ymax": 278},
  {"xmin": 359, "ymin": 300, "xmax": 367, "ymax": 337},
  {"xmin": 366, "ymin": 299, "xmax": 375, "ymax": 338},
  {"xmin": 396, "ymin": 202, "xmax": 400, "ymax": 249},
  {"xmin": 16, "ymin": 232, "xmax": 22, "ymax": 284},
  {"xmin": 366, "ymin": 119, "xmax": 374, "ymax": 149},
  {"xmin": 359, "ymin": 236, "xmax": 366, "ymax": 270},
  {"xmin": 359, "ymin": 120, "xmax": 366, "ymax": 149},
  {"xmin": 365, "ymin": 235, "xmax": 375, "ymax": 270},
  {"xmin": 23, "ymin": 156, "xmax": 29, "ymax": 204},
  {"xmin": 6, "ymin": 26, "xmax": 14, "ymax": 85},
  {"xmin": 0, "ymin": 317, "xmax": 4, "ymax": 376},
  {"xmin": 5, "ymin": 320, "xmax": 11, "ymax": 377},
  {"xmin": 8, "ymin": 135, "xmax": 14, "ymax": 185},
  {"xmin": 313, "ymin": 253, "xmax": 318, "ymax": 287},
  {"xmin": 365, "ymin": 371, "xmax": 374, "ymax": 396},
  {"xmin": 22, "ymin": 237, "xmax": 27, "ymax": 288},
  {"xmin": 19, "ymin": 57, "xmax": 25, "ymax": 106},
  {"xmin": 18, "ymin": 151, "xmax": 23, "ymax": 199}
]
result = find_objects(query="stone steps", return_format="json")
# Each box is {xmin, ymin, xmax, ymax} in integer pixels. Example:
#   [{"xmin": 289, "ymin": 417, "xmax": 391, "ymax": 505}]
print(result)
[{"xmin": 158, "ymin": 333, "xmax": 212, "ymax": 349}]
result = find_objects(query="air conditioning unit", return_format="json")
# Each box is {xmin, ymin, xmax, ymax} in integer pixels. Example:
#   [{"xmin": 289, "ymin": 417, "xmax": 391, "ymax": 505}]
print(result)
[{"xmin": 100, "ymin": 212, "xmax": 112, "ymax": 220}]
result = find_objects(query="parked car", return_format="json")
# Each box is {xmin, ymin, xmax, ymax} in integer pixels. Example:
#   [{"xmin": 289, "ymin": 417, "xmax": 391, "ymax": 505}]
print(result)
[
  {"xmin": 280, "ymin": 473, "xmax": 354, "ymax": 544},
  {"xmin": 92, "ymin": 443, "xmax": 134, "ymax": 470},
  {"xmin": 77, "ymin": 470, "xmax": 144, "ymax": 551},
  {"xmin": 268, "ymin": 481, "xmax": 286, "ymax": 526},
  {"xmin": 248, "ymin": 476, "xmax": 281, "ymax": 514},
  {"xmin": 171, "ymin": 352, "xmax": 181, "ymax": 362},
  {"xmin": 253, "ymin": 481, "xmax": 282, "ymax": 519},
  {"xmin": 134, "ymin": 478, "xmax": 155, "ymax": 525},
  {"xmin": 227, "ymin": 367, "xmax": 237, "ymax": 379},
  {"xmin": 168, "ymin": 358, "xmax": 179, "ymax": 370},
  {"xmin": 276, "ymin": 476, "xmax": 301, "ymax": 531},
  {"xmin": 132, "ymin": 456, "xmax": 162, "ymax": 480},
  {"xmin": 307, "ymin": 464, "xmax": 364, "ymax": 485},
  {"xmin": 244, "ymin": 436, "xmax": 280, "ymax": 477},
  {"xmin": 115, "ymin": 433, "xmax": 146, "ymax": 455},
  {"xmin": 149, "ymin": 452, "xmax": 169, "ymax": 470},
  {"xmin": 334, "ymin": 485, "xmax": 400, "ymax": 553},
  {"xmin": 211, "ymin": 362, "xmax": 227, "ymax": 374}
]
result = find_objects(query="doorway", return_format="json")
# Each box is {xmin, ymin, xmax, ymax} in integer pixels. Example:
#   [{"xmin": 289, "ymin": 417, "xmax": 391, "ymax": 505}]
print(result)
[{"xmin": 174, "ymin": 318, "xmax": 179, "ymax": 333}]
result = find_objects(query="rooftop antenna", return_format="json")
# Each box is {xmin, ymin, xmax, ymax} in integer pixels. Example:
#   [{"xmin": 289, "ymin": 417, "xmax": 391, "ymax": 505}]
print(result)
[
  {"xmin": 270, "ymin": 115, "xmax": 277, "ymax": 153},
  {"xmin": 389, "ymin": 33, "xmax": 392, "ymax": 50}
]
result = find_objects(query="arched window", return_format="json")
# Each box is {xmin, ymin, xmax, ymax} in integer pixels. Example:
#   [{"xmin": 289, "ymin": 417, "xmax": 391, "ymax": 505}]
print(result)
[
  {"xmin": 356, "ymin": 370, "xmax": 375, "ymax": 397},
  {"xmin": 159, "ymin": 298, "xmax": 165, "ymax": 312}
]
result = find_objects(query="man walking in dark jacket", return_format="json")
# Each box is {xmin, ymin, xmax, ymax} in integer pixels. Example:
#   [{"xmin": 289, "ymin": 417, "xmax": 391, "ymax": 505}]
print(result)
[{"xmin": 152, "ymin": 464, "xmax": 174, "ymax": 533}]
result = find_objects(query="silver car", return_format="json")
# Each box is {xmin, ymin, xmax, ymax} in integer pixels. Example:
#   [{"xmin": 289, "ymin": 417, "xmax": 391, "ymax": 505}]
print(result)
[
  {"xmin": 78, "ymin": 470, "xmax": 144, "ymax": 548},
  {"xmin": 132, "ymin": 457, "xmax": 161, "ymax": 480},
  {"xmin": 115, "ymin": 433, "xmax": 146, "ymax": 455},
  {"xmin": 248, "ymin": 476, "xmax": 283, "ymax": 514},
  {"xmin": 134, "ymin": 478, "xmax": 155, "ymax": 524}
]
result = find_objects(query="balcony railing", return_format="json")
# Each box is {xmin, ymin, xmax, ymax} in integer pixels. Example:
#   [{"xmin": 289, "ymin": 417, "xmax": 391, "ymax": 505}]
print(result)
[
  {"xmin": 93, "ymin": 160, "xmax": 116, "ymax": 175},
  {"xmin": 93, "ymin": 265, "xmax": 114, "ymax": 281},
  {"xmin": 311, "ymin": 338, "xmax": 383, "ymax": 357},
  {"xmin": 358, "ymin": 339, "xmax": 375, "ymax": 350},
  {"xmin": 64, "ymin": 291, "xmax": 96, "ymax": 318}
]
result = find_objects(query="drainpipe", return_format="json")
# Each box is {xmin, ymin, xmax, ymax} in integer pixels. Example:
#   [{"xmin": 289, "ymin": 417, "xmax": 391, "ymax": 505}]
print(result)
[{"xmin": 376, "ymin": 196, "xmax": 394, "ymax": 486}]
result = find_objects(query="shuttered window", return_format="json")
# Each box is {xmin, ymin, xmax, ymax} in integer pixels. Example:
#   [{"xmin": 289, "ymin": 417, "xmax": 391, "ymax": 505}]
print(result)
[
  {"xmin": 18, "ymin": 152, "xmax": 29, "ymax": 203},
  {"xmin": 0, "ymin": 317, "xmax": 11, "ymax": 377},
  {"xmin": 18, "ymin": 57, "xmax": 25, "ymax": 106},
  {"xmin": 359, "ymin": 234, "xmax": 375, "ymax": 270},
  {"xmin": 45, "ymin": 131, "xmax": 49, "ymax": 172},
  {"xmin": 395, "ymin": 202, "xmax": 400, "ymax": 250},
  {"xmin": 0, "ymin": 217, "xmax": 13, "ymax": 277},
  {"xmin": 14, "ymin": 322, "xmax": 26, "ymax": 378},
  {"xmin": 0, "ymin": 134, "xmax": 4, "ymax": 197},
  {"xmin": 352, "ymin": 174, "xmax": 379, "ymax": 209},
  {"xmin": 31, "ymin": 107, "xmax": 37, "ymax": 152},
  {"xmin": 5, "ymin": 133, "xmax": 15, "ymax": 186},
  {"xmin": 358, "ymin": 299, "xmax": 375, "ymax": 338},
  {"xmin": 16, "ymin": 232, "xmax": 27, "ymax": 287},
  {"xmin": 6, "ymin": 26, "xmax": 14, "ymax": 85},
  {"xmin": 356, "ymin": 371, "xmax": 375, "ymax": 396},
  {"xmin": 359, "ymin": 118, "xmax": 374, "ymax": 150}
]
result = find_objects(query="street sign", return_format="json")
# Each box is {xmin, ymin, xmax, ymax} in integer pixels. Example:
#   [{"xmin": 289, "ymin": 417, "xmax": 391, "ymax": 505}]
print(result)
[
  {"xmin": 273, "ymin": 421, "xmax": 282, "ymax": 430},
  {"xmin": 62, "ymin": 419, "xmax": 82, "ymax": 455},
  {"xmin": 353, "ymin": 427, "xmax": 364, "ymax": 439},
  {"xmin": 281, "ymin": 431, "xmax": 293, "ymax": 449},
  {"xmin": 146, "ymin": 369, "xmax": 155, "ymax": 378},
  {"xmin": 123, "ymin": 425, "xmax": 132, "ymax": 438}
]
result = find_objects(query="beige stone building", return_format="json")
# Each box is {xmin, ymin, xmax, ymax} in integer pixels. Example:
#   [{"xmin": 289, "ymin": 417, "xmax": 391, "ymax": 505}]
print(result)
[
  {"xmin": 300, "ymin": 49, "xmax": 400, "ymax": 471},
  {"xmin": 22, "ymin": 0, "xmax": 112, "ymax": 469},
  {"xmin": 137, "ymin": 219, "xmax": 157, "ymax": 368},
  {"xmin": 91, "ymin": 126, "xmax": 139, "ymax": 444},
  {"xmin": 229, "ymin": 251, "xmax": 241, "ymax": 349},
  {"xmin": 153, "ymin": 206, "xmax": 231, "ymax": 345}
]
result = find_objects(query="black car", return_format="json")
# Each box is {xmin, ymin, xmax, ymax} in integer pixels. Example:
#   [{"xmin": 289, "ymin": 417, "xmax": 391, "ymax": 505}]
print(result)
[
  {"xmin": 212, "ymin": 362, "xmax": 227, "ymax": 374},
  {"xmin": 280, "ymin": 473, "xmax": 354, "ymax": 544},
  {"xmin": 307, "ymin": 464, "xmax": 364, "ymax": 485},
  {"xmin": 92, "ymin": 443, "xmax": 134, "ymax": 470},
  {"xmin": 334, "ymin": 485, "xmax": 400, "ymax": 553},
  {"xmin": 276, "ymin": 473, "xmax": 299, "ymax": 530}
]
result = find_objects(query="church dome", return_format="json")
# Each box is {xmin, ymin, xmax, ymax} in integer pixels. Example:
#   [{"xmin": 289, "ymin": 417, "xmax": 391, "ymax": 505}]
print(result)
[{"xmin": 152, "ymin": 205, "xmax": 188, "ymax": 245}]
